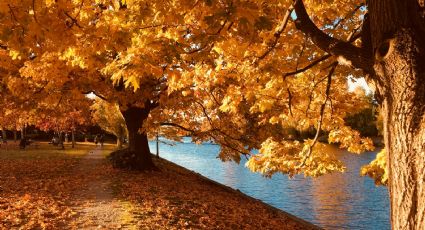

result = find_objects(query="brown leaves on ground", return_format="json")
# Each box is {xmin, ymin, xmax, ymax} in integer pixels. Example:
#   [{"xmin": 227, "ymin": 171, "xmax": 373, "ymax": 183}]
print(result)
[
  {"xmin": 114, "ymin": 157, "xmax": 316, "ymax": 230},
  {"xmin": 0, "ymin": 146, "xmax": 317, "ymax": 229},
  {"xmin": 0, "ymin": 158, "xmax": 82, "ymax": 229}
]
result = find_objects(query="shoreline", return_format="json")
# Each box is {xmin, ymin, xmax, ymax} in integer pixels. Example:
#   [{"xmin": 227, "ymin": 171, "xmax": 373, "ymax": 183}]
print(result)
[
  {"xmin": 0, "ymin": 144, "xmax": 323, "ymax": 229},
  {"xmin": 151, "ymin": 155, "xmax": 323, "ymax": 229}
]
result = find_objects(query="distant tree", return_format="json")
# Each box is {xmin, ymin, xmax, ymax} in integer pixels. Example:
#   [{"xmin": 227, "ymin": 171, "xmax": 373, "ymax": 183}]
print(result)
[
  {"xmin": 1, "ymin": 0, "xmax": 424, "ymax": 227},
  {"xmin": 91, "ymin": 99, "xmax": 127, "ymax": 148},
  {"xmin": 344, "ymin": 89, "xmax": 379, "ymax": 137}
]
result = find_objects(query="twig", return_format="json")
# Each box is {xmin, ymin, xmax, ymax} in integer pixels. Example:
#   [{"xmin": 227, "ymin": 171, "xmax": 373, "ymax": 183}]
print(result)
[
  {"xmin": 297, "ymin": 62, "xmax": 337, "ymax": 169},
  {"xmin": 254, "ymin": 4, "xmax": 294, "ymax": 63}
]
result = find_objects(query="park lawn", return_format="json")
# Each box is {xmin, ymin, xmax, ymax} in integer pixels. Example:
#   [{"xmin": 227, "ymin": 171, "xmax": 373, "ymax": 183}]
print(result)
[
  {"xmin": 0, "ymin": 144, "xmax": 316, "ymax": 229},
  {"xmin": 0, "ymin": 142, "xmax": 116, "ymax": 159}
]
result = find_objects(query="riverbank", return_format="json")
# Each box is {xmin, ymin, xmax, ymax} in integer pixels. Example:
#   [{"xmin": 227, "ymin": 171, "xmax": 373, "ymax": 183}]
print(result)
[
  {"xmin": 118, "ymin": 156, "xmax": 321, "ymax": 229},
  {"xmin": 0, "ymin": 144, "xmax": 319, "ymax": 229}
]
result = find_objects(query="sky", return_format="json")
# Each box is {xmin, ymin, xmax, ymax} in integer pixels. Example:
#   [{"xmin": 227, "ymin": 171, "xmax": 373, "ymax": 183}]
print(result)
[{"xmin": 347, "ymin": 77, "xmax": 373, "ymax": 95}]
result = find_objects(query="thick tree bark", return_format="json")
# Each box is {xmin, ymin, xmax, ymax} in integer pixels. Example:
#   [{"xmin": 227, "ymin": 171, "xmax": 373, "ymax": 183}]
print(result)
[
  {"xmin": 121, "ymin": 106, "xmax": 155, "ymax": 170},
  {"xmin": 374, "ymin": 29, "xmax": 425, "ymax": 229},
  {"xmin": 368, "ymin": 1, "xmax": 425, "ymax": 229}
]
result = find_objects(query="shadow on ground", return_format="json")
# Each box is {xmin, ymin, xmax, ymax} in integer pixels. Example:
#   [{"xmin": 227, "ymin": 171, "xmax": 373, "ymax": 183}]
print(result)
[{"xmin": 0, "ymin": 145, "xmax": 317, "ymax": 229}]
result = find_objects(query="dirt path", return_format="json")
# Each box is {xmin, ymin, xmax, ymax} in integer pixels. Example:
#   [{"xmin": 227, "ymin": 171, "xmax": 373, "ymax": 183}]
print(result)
[
  {"xmin": 71, "ymin": 147, "xmax": 134, "ymax": 229},
  {"xmin": 0, "ymin": 144, "xmax": 318, "ymax": 229}
]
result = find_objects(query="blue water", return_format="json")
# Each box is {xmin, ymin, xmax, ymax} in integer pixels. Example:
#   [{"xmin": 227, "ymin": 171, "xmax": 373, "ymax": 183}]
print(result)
[{"xmin": 149, "ymin": 138, "xmax": 390, "ymax": 230}]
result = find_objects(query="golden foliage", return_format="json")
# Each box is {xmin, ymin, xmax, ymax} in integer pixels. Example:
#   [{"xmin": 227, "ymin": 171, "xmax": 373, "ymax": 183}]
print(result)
[
  {"xmin": 361, "ymin": 149, "xmax": 388, "ymax": 186},
  {"xmin": 0, "ymin": 0, "xmax": 379, "ymax": 179},
  {"xmin": 91, "ymin": 99, "xmax": 127, "ymax": 140}
]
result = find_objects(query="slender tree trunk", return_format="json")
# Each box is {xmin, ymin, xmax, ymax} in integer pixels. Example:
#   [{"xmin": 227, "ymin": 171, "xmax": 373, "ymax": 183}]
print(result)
[
  {"xmin": 116, "ymin": 137, "xmax": 123, "ymax": 148},
  {"xmin": 156, "ymin": 132, "xmax": 159, "ymax": 158},
  {"xmin": 1, "ymin": 128, "xmax": 6, "ymax": 141},
  {"xmin": 116, "ymin": 130, "xmax": 123, "ymax": 149},
  {"xmin": 13, "ymin": 130, "xmax": 17, "ymax": 142},
  {"xmin": 20, "ymin": 128, "xmax": 24, "ymax": 140},
  {"xmin": 116, "ymin": 125, "xmax": 124, "ymax": 149},
  {"xmin": 58, "ymin": 132, "xmax": 65, "ymax": 150},
  {"xmin": 122, "ymin": 106, "xmax": 155, "ymax": 170},
  {"xmin": 71, "ymin": 130, "xmax": 75, "ymax": 148}
]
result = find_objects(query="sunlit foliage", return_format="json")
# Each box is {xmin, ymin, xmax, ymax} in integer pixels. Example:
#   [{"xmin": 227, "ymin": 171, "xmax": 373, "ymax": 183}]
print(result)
[
  {"xmin": 91, "ymin": 99, "xmax": 127, "ymax": 146},
  {"xmin": 361, "ymin": 149, "xmax": 388, "ymax": 186},
  {"xmin": 0, "ymin": 0, "xmax": 377, "ymax": 178}
]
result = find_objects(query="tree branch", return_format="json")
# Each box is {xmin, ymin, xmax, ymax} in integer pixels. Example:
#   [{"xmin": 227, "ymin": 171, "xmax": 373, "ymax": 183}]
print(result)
[
  {"xmin": 283, "ymin": 54, "xmax": 332, "ymax": 78},
  {"xmin": 160, "ymin": 122, "xmax": 195, "ymax": 134},
  {"xmin": 254, "ymin": 4, "xmax": 294, "ymax": 63},
  {"xmin": 65, "ymin": 12, "xmax": 83, "ymax": 29},
  {"xmin": 82, "ymin": 90, "xmax": 109, "ymax": 101},
  {"xmin": 293, "ymin": 0, "xmax": 373, "ymax": 73},
  {"xmin": 297, "ymin": 62, "xmax": 337, "ymax": 169},
  {"xmin": 332, "ymin": 3, "xmax": 365, "ymax": 30}
]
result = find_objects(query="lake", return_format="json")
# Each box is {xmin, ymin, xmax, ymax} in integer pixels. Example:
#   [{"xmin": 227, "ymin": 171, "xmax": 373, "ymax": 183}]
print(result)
[{"xmin": 148, "ymin": 138, "xmax": 390, "ymax": 230}]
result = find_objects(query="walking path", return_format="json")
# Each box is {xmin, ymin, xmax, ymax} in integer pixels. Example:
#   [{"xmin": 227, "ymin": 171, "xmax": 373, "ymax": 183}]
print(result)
[
  {"xmin": 0, "ymin": 144, "xmax": 319, "ymax": 229},
  {"xmin": 71, "ymin": 148, "xmax": 135, "ymax": 229}
]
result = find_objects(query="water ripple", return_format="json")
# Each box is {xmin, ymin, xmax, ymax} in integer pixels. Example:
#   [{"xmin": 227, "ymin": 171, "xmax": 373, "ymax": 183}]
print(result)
[{"xmin": 149, "ymin": 139, "xmax": 390, "ymax": 230}]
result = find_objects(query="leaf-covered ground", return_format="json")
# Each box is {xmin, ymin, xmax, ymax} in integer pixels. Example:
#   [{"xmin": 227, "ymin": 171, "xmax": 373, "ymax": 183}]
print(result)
[{"xmin": 0, "ymin": 143, "xmax": 318, "ymax": 229}]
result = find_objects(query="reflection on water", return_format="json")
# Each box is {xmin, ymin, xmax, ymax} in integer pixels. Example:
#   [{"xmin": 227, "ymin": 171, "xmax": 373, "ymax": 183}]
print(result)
[{"xmin": 148, "ymin": 139, "xmax": 390, "ymax": 230}]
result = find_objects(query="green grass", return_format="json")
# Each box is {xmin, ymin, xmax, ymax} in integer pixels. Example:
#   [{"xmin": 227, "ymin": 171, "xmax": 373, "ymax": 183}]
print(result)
[{"xmin": 0, "ymin": 142, "xmax": 116, "ymax": 159}]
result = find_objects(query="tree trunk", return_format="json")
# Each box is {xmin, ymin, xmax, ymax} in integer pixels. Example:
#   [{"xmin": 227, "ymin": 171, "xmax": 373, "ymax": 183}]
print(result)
[
  {"xmin": 71, "ymin": 130, "xmax": 75, "ymax": 148},
  {"xmin": 156, "ymin": 132, "xmax": 159, "ymax": 158},
  {"xmin": 376, "ymin": 31, "xmax": 425, "ymax": 230},
  {"xmin": 13, "ymin": 130, "xmax": 17, "ymax": 142},
  {"xmin": 20, "ymin": 128, "xmax": 24, "ymax": 140},
  {"xmin": 122, "ymin": 106, "xmax": 155, "ymax": 170},
  {"xmin": 368, "ymin": 1, "xmax": 425, "ymax": 228},
  {"xmin": 116, "ymin": 125, "xmax": 124, "ymax": 149},
  {"xmin": 116, "ymin": 137, "xmax": 122, "ymax": 148},
  {"xmin": 58, "ymin": 132, "xmax": 65, "ymax": 150},
  {"xmin": 1, "ymin": 128, "xmax": 6, "ymax": 141},
  {"xmin": 293, "ymin": 0, "xmax": 425, "ymax": 227}
]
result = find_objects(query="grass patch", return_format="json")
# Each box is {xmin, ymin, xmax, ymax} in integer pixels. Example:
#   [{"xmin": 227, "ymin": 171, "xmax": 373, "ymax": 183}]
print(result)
[
  {"xmin": 0, "ymin": 142, "xmax": 96, "ymax": 159},
  {"xmin": 96, "ymin": 145, "xmax": 117, "ymax": 157}
]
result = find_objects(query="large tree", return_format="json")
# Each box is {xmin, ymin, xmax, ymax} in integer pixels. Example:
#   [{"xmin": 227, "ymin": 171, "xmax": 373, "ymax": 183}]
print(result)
[
  {"xmin": 91, "ymin": 99, "xmax": 127, "ymax": 148},
  {"xmin": 0, "ymin": 0, "xmax": 190, "ymax": 169},
  {"xmin": 1, "ymin": 0, "xmax": 424, "ymax": 228},
  {"xmin": 292, "ymin": 1, "xmax": 425, "ymax": 228},
  {"xmin": 160, "ymin": 0, "xmax": 425, "ymax": 228}
]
